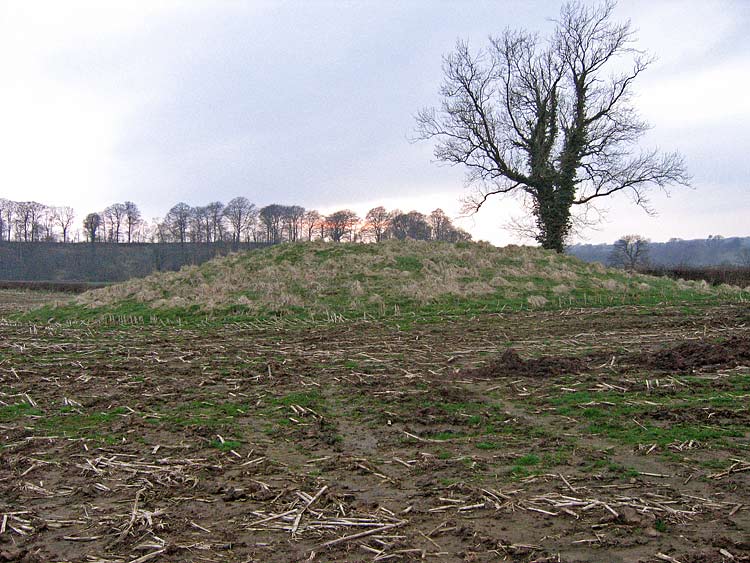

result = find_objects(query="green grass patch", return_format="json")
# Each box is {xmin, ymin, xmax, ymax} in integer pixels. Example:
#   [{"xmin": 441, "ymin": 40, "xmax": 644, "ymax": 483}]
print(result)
[
  {"xmin": 475, "ymin": 441, "xmax": 501, "ymax": 450},
  {"xmin": 210, "ymin": 439, "xmax": 242, "ymax": 451},
  {"xmin": 38, "ymin": 406, "xmax": 130, "ymax": 433},
  {"xmin": 515, "ymin": 453, "xmax": 540, "ymax": 466},
  {"xmin": 0, "ymin": 402, "xmax": 42, "ymax": 422},
  {"xmin": 393, "ymin": 255, "xmax": 423, "ymax": 273},
  {"xmin": 145, "ymin": 401, "xmax": 249, "ymax": 428},
  {"xmin": 587, "ymin": 420, "xmax": 745, "ymax": 447}
]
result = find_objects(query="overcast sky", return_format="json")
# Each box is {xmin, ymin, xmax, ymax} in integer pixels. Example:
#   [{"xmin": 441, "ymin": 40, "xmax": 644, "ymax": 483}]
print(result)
[{"xmin": 1, "ymin": 0, "xmax": 747, "ymax": 245}]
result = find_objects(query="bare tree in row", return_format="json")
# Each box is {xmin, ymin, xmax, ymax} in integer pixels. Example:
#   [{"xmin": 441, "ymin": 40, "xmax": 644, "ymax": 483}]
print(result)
[
  {"xmin": 0, "ymin": 199, "xmax": 13, "ymax": 241},
  {"xmin": 79, "ymin": 201, "xmax": 145, "ymax": 243},
  {"xmin": 283, "ymin": 205, "xmax": 306, "ymax": 242},
  {"xmin": 390, "ymin": 211, "xmax": 431, "ymax": 241},
  {"xmin": 363, "ymin": 206, "xmax": 390, "ymax": 243},
  {"xmin": 360, "ymin": 207, "xmax": 470, "ymax": 243},
  {"xmin": 55, "ymin": 207, "xmax": 76, "ymax": 243},
  {"xmin": 0, "ymin": 200, "xmax": 49, "ymax": 242},
  {"xmin": 1, "ymin": 196, "xmax": 472, "ymax": 246},
  {"xmin": 164, "ymin": 203, "xmax": 192, "ymax": 245},
  {"xmin": 224, "ymin": 197, "xmax": 258, "ymax": 244},
  {"xmin": 0, "ymin": 200, "xmax": 81, "ymax": 243},
  {"xmin": 608, "ymin": 234, "xmax": 650, "ymax": 271},
  {"xmin": 103, "ymin": 203, "xmax": 126, "ymax": 243},
  {"xmin": 303, "ymin": 210, "xmax": 323, "ymax": 242},
  {"xmin": 124, "ymin": 201, "xmax": 141, "ymax": 243},
  {"xmin": 259, "ymin": 204, "xmax": 286, "ymax": 244},
  {"xmin": 326, "ymin": 210, "xmax": 360, "ymax": 242}
]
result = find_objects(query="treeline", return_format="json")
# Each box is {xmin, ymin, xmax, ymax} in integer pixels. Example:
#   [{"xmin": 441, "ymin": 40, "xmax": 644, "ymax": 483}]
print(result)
[
  {"xmin": 0, "ymin": 199, "xmax": 77, "ymax": 242},
  {"xmin": 569, "ymin": 235, "xmax": 750, "ymax": 268},
  {"xmin": 640, "ymin": 265, "xmax": 750, "ymax": 287},
  {"xmin": 150, "ymin": 201, "xmax": 470, "ymax": 244},
  {"xmin": 1, "ymin": 197, "xmax": 470, "ymax": 245},
  {"xmin": 0, "ymin": 241, "xmax": 268, "ymax": 282}
]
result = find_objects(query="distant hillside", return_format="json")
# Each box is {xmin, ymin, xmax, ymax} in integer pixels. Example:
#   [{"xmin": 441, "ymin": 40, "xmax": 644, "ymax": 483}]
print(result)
[
  {"xmin": 568, "ymin": 236, "xmax": 750, "ymax": 267},
  {"xmin": 27, "ymin": 240, "xmax": 746, "ymax": 322}
]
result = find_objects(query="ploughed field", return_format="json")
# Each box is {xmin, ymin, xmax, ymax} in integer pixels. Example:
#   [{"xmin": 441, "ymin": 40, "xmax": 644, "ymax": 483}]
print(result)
[{"xmin": 0, "ymin": 290, "xmax": 748, "ymax": 563}]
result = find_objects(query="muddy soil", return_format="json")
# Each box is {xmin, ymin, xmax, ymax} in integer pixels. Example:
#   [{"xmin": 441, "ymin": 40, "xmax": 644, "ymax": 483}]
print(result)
[
  {"xmin": 459, "ymin": 348, "xmax": 590, "ymax": 378},
  {"xmin": 461, "ymin": 333, "xmax": 750, "ymax": 379},
  {"xmin": 642, "ymin": 335, "xmax": 750, "ymax": 372},
  {"xmin": 0, "ymin": 294, "xmax": 748, "ymax": 563}
]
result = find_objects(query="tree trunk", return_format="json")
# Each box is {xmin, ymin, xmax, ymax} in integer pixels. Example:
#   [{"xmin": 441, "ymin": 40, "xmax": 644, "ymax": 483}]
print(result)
[{"xmin": 534, "ymin": 184, "xmax": 575, "ymax": 253}]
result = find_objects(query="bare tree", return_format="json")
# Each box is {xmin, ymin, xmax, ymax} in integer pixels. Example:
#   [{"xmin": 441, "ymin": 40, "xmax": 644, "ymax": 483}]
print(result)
[
  {"xmin": 415, "ymin": 1, "xmax": 689, "ymax": 252},
  {"xmin": 428, "ymin": 208, "xmax": 473, "ymax": 242},
  {"xmin": 130, "ymin": 218, "xmax": 152, "ymax": 243},
  {"xmin": 446, "ymin": 226, "xmax": 472, "ymax": 242},
  {"xmin": 205, "ymin": 201, "xmax": 226, "ymax": 242},
  {"xmin": 151, "ymin": 217, "xmax": 170, "ymax": 243},
  {"xmin": 164, "ymin": 202, "xmax": 192, "ymax": 245},
  {"xmin": 282, "ymin": 205, "xmax": 306, "ymax": 242},
  {"xmin": 389, "ymin": 210, "xmax": 431, "ymax": 241},
  {"xmin": 196, "ymin": 207, "xmax": 213, "ymax": 244},
  {"xmin": 189, "ymin": 207, "xmax": 207, "ymax": 243},
  {"xmin": 0, "ymin": 199, "xmax": 14, "ymax": 241},
  {"xmin": 259, "ymin": 204, "xmax": 286, "ymax": 244},
  {"xmin": 608, "ymin": 234, "xmax": 650, "ymax": 270},
  {"xmin": 103, "ymin": 203, "xmax": 127, "ymax": 243},
  {"xmin": 39, "ymin": 207, "xmax": 57, "ymax": 241},
  {"xmin": 428, "ymin": 209, "xmax": 450, "ymax": 241},
  {"xmin": 123, "ymin": 201, "xmax": 141, "ymax": 243},
  {"xmin": 325, "ymin": 210, "xmax": 360, "ymax": 242},
  {"xmin": 0, "ymin": 199, "xmax": 9, "ymax": 241},
  {"xmin": 250, "ymin": 222, "xmax": 266, "ymax": 243},
  {"xmin": 363, "ymin": 206, "xmax": 391, "ymax": 242},
  {"xmin": 302, "ymin": 210, "xmax": 323, "ymax": 241},
  {"xmin": 53, "ymin": 206, "xmax": 76, "ymax": 243},
  {"xmin": 13, "ymin": 201, "xmax": 46, "ymax": 242},
  {"xmin": 225, "ymin": 197, "xmax": 257, "ymax": 244}
]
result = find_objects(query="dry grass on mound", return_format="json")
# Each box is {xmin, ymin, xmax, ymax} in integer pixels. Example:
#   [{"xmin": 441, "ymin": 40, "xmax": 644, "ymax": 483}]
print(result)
[{"xmin": 73, "ymin": 240, "xmax": 742, "ymax": 315}]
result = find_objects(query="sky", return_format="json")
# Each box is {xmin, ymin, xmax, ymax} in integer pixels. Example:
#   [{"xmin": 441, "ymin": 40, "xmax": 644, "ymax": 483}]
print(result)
[{"xmin": 0, "ymin": 0, "xmax": 748, "ymax": 245}]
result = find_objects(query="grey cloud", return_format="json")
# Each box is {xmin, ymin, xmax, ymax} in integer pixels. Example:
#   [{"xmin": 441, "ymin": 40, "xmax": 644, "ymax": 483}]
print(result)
[{"xmin": 20, "ymin": 0, "xmax": 749, "ymax": 242}]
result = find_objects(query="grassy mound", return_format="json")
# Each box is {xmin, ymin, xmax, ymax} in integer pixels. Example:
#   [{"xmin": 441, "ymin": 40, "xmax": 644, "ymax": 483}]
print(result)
[{"xmin": 29, "ymin": 240, "xmax": 747, "ymax": 323}]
